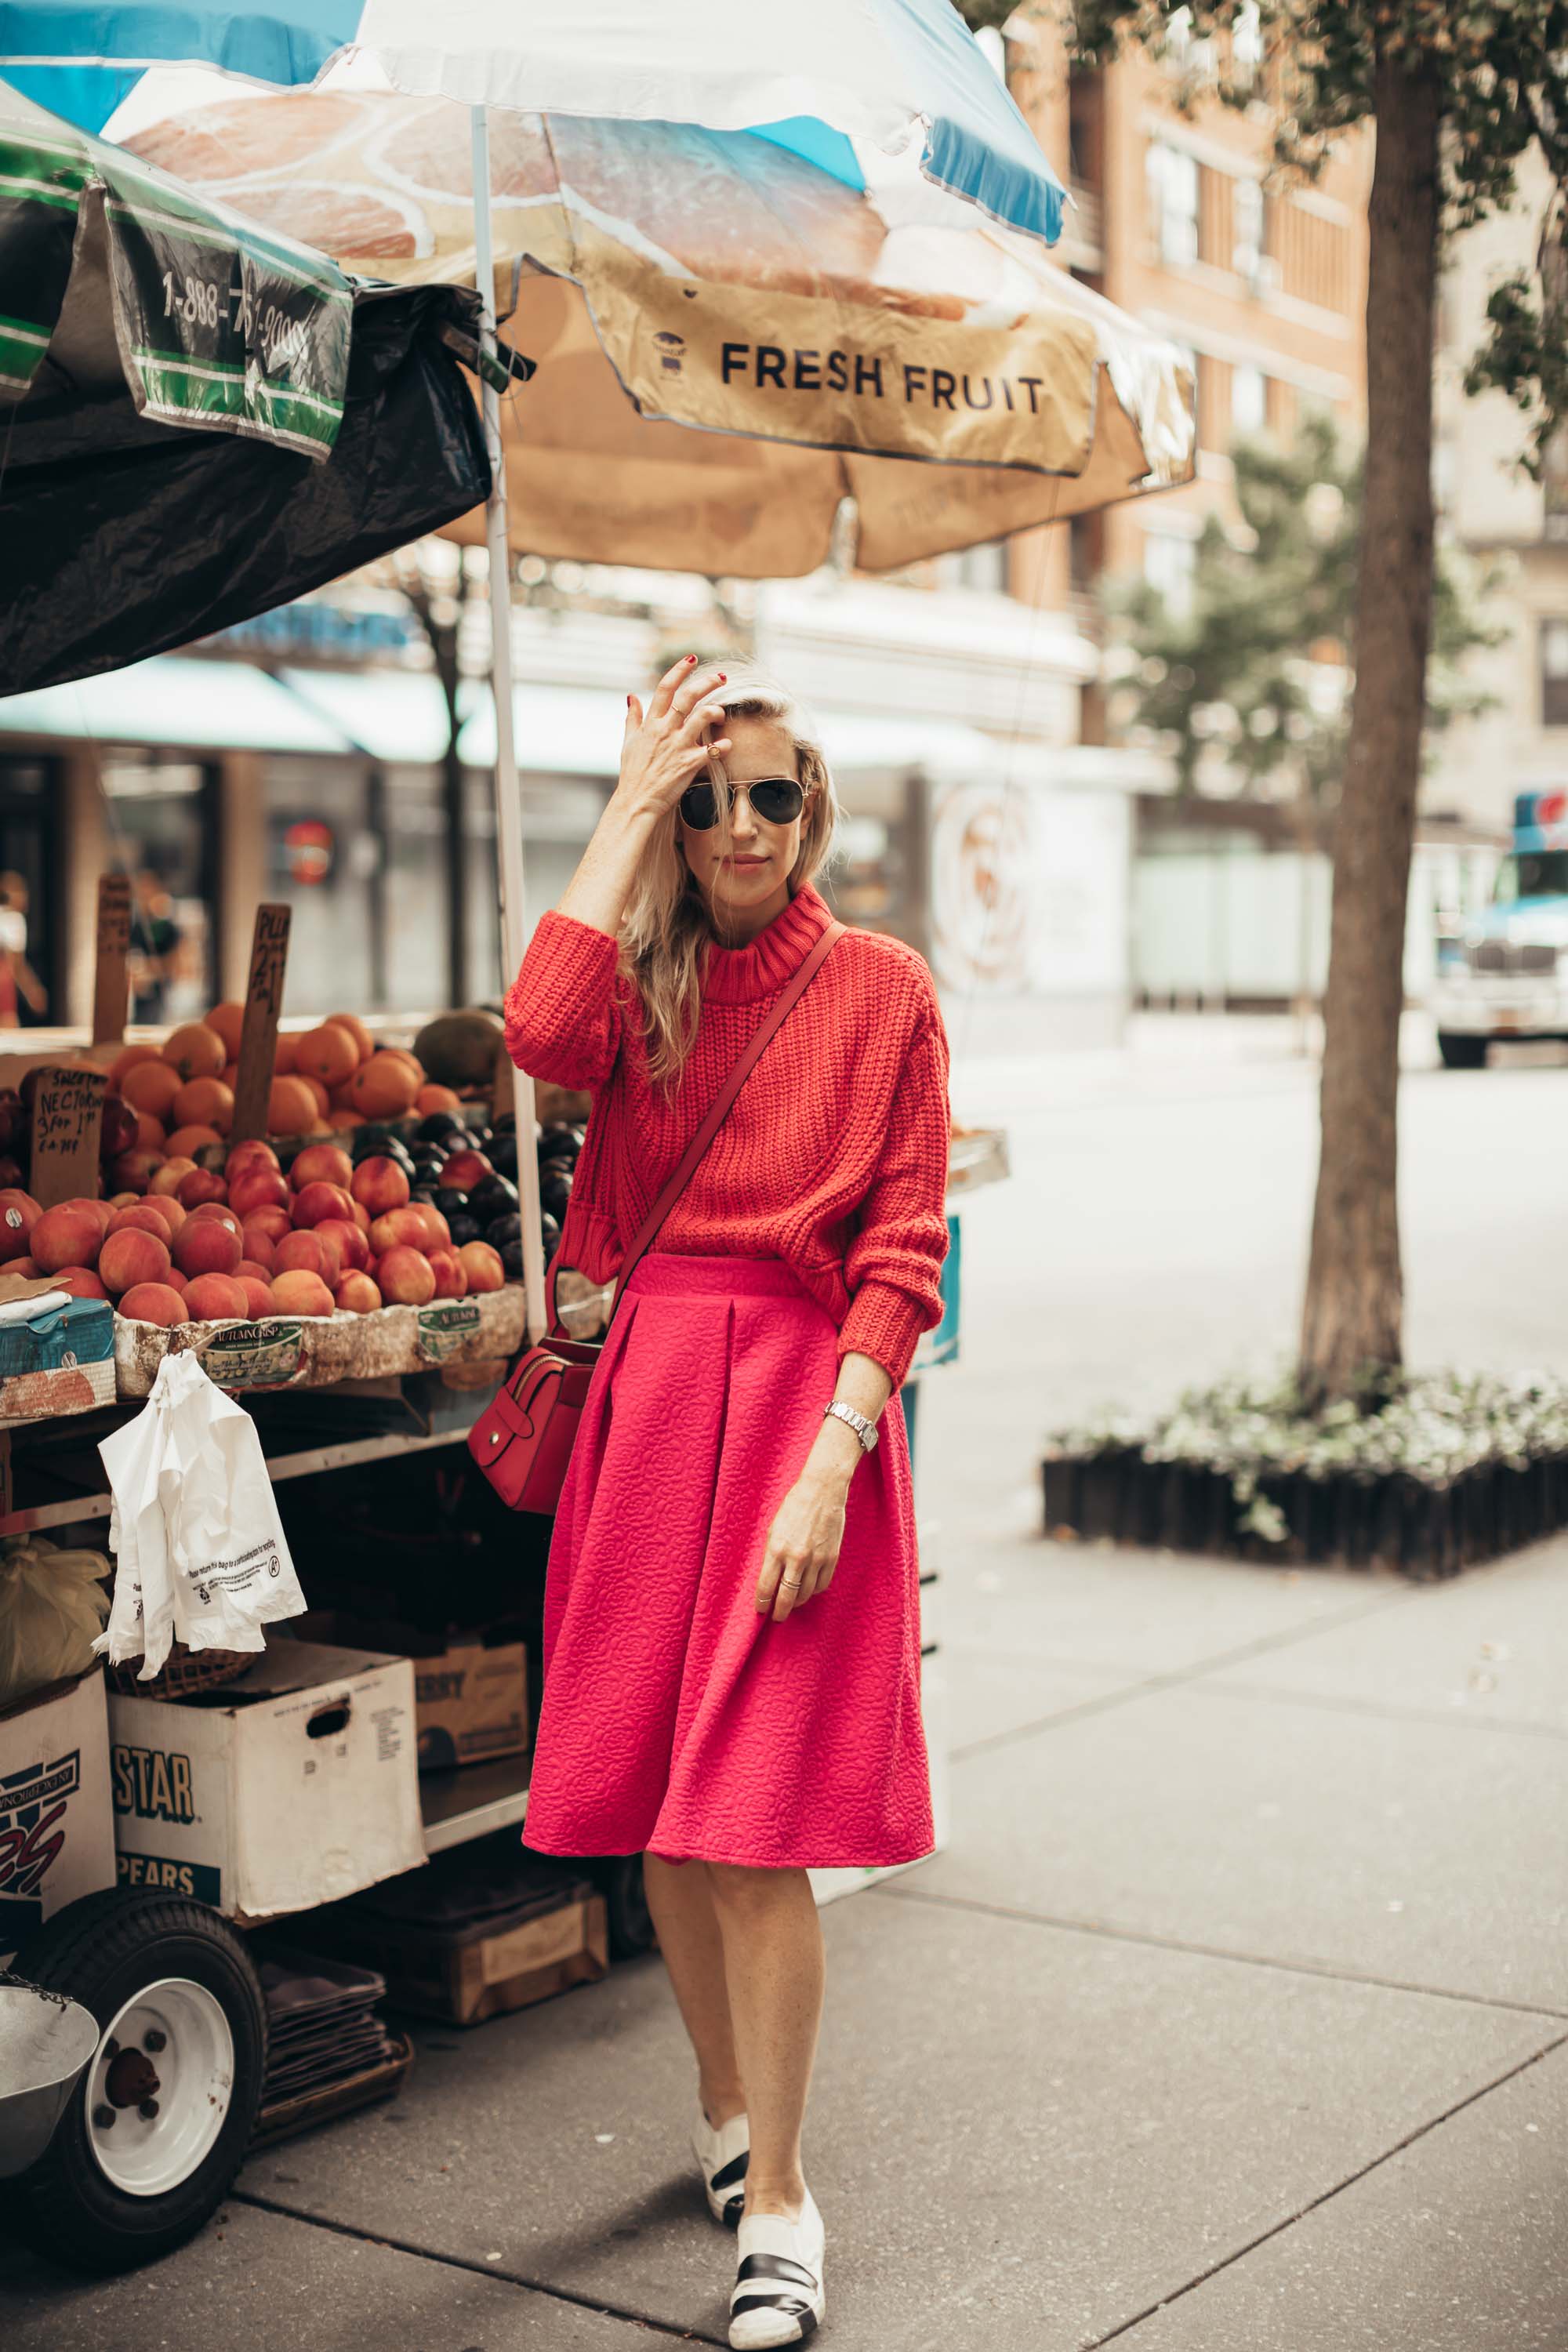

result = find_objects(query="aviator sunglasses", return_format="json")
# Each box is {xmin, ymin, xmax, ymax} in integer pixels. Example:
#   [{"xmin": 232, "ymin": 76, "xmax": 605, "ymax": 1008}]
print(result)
[{"xmin": 679, "ymin": 774, "xmax": 807, "ymax": 831}]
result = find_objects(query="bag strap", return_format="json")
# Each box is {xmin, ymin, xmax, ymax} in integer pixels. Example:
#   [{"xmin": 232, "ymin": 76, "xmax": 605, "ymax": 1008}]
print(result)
[{"xmin": 545, "ymin": 916, "xmax": 846, "ymax": 1337}]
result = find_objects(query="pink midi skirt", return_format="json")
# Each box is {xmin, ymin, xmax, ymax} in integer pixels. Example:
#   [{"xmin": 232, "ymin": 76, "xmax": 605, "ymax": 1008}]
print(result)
[{"xmin": 521, "ymin": 1252, "xmax": 934, "ymax": 1871}]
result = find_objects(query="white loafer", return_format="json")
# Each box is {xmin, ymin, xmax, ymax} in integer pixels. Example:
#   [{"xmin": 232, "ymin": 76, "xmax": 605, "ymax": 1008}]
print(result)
[
  {"xmin": 728, "ymin": 2188, "xmax": 826, "ymax": 2348},
  {"xmin": 692, "ymin": 2105, "xmax": 750, "ymax": 2229}
]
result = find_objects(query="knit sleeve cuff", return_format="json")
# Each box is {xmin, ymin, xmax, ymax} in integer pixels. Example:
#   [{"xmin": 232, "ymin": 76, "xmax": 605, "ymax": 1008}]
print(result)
[
  {"xmin": 837, "ymin": 1282, "xmax": 934, "ymax": 1392},
  {"xmin": 504, "ymin": 910, "xmax": 624, "ymax": 1090}
]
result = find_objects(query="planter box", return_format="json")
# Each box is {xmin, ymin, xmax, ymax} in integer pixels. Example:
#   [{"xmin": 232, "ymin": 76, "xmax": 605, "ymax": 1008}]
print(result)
[
  {"xmin": 1041, "ymin": 1445, "xmax": 1568, "ymax": 1580},
  {"xmin": 114, "ymin": 1290, "xmax": 525, "ymax": 1396}
]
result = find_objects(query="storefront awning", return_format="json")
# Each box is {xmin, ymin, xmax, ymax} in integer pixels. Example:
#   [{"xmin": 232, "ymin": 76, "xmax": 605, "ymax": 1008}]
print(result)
[
  {"xmin": 277, "ymin": 669, "xmax": 463, "ymax": 765},
  {"xmin": 458, "ymin": 688, "xmax": 1011, "ymax": 780},
  {"xmin": 0, "ymin": 659, "xmax": 352, "ymax": 755}
]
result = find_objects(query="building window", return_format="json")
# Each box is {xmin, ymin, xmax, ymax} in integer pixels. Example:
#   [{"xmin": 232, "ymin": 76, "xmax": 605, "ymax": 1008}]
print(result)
[
  {"xmin": 1232, "ymin": 361, "xmax": 1268, "ymax": 437},
  {"xmin": 1147, "ymin": 142, "xmax": 1200, "ymax": 269},
  {"xmin": 1233, "ymin": 177, "xmax": 1265, "ymax": 279},
  {"xmin": 1541, "ymin": 621, "xmax": 1568, "ymax": 725},
  {"xmin": 1145, "ymin": 529, "xmax": 1197, "ymax": 619},
  {"xmin": 943, "ymin": 542, "xmax": 1009, "ymax": 594}
]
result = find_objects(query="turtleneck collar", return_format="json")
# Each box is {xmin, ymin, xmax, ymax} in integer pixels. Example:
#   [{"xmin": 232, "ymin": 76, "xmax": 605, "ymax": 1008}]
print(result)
[{"xmin": 699, "ymin": 880, "xmax": 834, "ymax": 1004}]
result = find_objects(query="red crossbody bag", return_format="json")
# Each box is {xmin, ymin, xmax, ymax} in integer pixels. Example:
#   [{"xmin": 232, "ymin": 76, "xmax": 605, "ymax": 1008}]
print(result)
[{"xmin": 469, "ymin": 918, "xmax": 844, "ymax": 1514}]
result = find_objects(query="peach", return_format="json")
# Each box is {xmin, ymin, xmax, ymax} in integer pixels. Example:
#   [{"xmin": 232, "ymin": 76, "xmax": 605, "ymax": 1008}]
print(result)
[
  {"xmin": 183, "ymin": 1272, "xmax": 249, "ymax": 1321},
  {"xmin": 376, "ymin": 1245, "xmax": 436, "ymax": 1307},
  {"xmin": 189, "ymin": 1203, "xmax": 242, "ymax": 1239},
  {"xmin": 335, "ymin": 1271, "xmax": 382, "ymax": 1314},
  {"xmin": 117, "ymin": 1281, "xmax": 187, "ymax": 1327},
  {"xmin": 161, "ymin": 1022, "xmax": 226, "ymax": 1082},
  {"xmin": 290, "ymin": 1179, "xmax": 354, "ymax": 1229},
  {"xmin": 172, "ymin": 1218, "xmax": 241, "ymax": 1280},
  {"xmin": 164, "ymin": 1123, "xmax": 223, "ymax": 1160},
  {"xmin": 368, "ymin": 1207, "xmax": 433, "ymax": 1258},
  {"xmin": 238, "ymin": 1276, "xmax": 277, "ymax": 1319},
  {"xmin": 83, "ymin": 1200, "xmax": 116, "ymax": 1236},
  {"xmin": 134, "ymin": 1110, "xmax": 167, "ymax": 1154},
  {"xmin": 439, "ymin": 1149, "xmax": 492, "ymax": 1191},
  {"xmin": 205, "ymin": 1002, "xmax": 246, "ymax": 1060},
  {"xmin": 0, "ymin": 1189, "xmax": 41, "ymax": 1263},
  {"xmin": 227, "ymin": 1167, "xmax": 289, "ymax": 1218},
  {"xmin": 136, "ymin": 1193, "xmax": 184, "ymax": 1239},
  {"xmin": 31, "ymin": 1203, "xmax": 106, "ymax": 1273},
  {"xmin": 274, "ymin": 1229, "xmax": 328, "ymax": 1279},
  {"xmin": 236, "ymin": 1256, "xmax": 273, "ymax": 1283},
  {"xmin": 311, "ymin": 1225, "xmax": 345, "ymax": 1284},
  {"xmin": 268, "ymin": 1269, "xmax": 335, "ymax": 1318},
  {"xmin": 316, "ymin": 1217, "xmax": 368, "ymax": 1273},
  {"xmin": 267, "ymin": 1075, "xmax": 318, "ymax": 1136},
  {"xmin": 457, "ymin": 1240, "xmax": 505, "ymax": 1293},
  {"xmin": 349, "ymin": 1053, "xmax": 419, "ymax": 1119},
  {"xmin": 176, "ymin": 1168, "xmax": 228, "ymax": 1210},
  {"xmin": 415, "ymin": 1084, "xmax": 463, "ymax": 1116},
  {"xmin": 289, "ymin": 1143, "xmax": 353, "ymax": 1194},
  {"xmin": 107, "ymin": 1192, "xmax": 138, "ymax": 1210},
  {"xmin": 413, "ymin": 1203, "xmax": 451, "ymax": 1253},
  {"xmin": 172, "ymin": 1077, "xmax": 234, "ymax": 1134},
  {"xmin": 328, "ymin": 1011, "xmax": 376, "ymax": 1064},
  {"xmin": 225, "ymin": 1138, "xmax": 281, "ymax": 1181},
  {"xmin": 350, "ymin": 1155, "xmax": 409, "ymax": 1214},
  {"xmin": 149, "ymin": 1157, "xmax": 197, "ymax": 1198},
  {"xmin": 51, "ymin": 1265, "xmax": 109, "ymax": 1300},
  {"xmin": 99, "ymin": 1227, "xmax": 172, "ymax": 1294},
  {"xmin": 165, "ymin": 1268, "xmax": 188, "ymax": 1296},
  {"xmin": 350, "ymin": 1200, "xmax": 371, "ymax": 1233},
  {"xmin": 108, "ymin": 1044, "xmax": 164, "ymax": 1087},
  {"xmin": 243, "ymin": 1203, "xmax": 292, "ymax": 1245},
  {"xmin": 426, "ymin": 1248, "xmax": 468, "ymax": 1300},
  {"xmin": 122, "ymin": 1061, "xmax": 181, "ymax": 1120},
  {"xmin": 110, "ymin": 1204, "xmax": 172, "ymax": 1246},
  {"xmin": 295, "ymin": 1022, "xmax": 360, "ymax": 1089},
  {"xmin": 108, "ymin": 1152, "xmax": 160, "ymax": 1195},
  {"xmin": 239, "ymin": 1223, "xmax": 278, "ymax": 1271}
]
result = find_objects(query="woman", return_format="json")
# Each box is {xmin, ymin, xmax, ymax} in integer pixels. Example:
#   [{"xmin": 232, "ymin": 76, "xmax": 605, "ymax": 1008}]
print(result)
[{"xmin": 504, "ymin": 658, "xmax": 951, "ymax": 2348}]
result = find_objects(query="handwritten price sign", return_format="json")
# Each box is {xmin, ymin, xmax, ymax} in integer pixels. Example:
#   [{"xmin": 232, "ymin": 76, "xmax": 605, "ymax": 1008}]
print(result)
[{"xmin": 29, "ymin": 1066, "xmax": 108, "ymax": 1208}]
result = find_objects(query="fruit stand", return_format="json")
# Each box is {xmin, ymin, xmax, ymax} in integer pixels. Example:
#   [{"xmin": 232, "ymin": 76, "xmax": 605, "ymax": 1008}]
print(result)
[{"xmin": 0, "ymin": 881, "xmax": 1007, "ymax": 2275}]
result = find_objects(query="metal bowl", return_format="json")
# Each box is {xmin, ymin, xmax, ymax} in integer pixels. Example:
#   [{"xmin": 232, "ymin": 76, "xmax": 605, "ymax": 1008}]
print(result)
[{"xmin": 0, "ymin": 1976, "xmax": 100, "ymax": 2178}]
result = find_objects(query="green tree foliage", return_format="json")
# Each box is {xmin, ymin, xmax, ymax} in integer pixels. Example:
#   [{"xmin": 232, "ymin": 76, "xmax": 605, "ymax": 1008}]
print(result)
[{"xmin": 1110, "ymin": 416, "xmax": 1501, "ymax": 797}]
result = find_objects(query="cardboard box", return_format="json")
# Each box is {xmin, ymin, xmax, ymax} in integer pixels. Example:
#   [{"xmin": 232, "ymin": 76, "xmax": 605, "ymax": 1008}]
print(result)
[
  {"xmin": 0, "ymin": 1293, "xmax": 114, "ymax": 1424},
  {"xmin": 0, "ymin": 1666, "xmax": 118, "ymax": 1962},
  {"xmin": 107, "ymin": 1642, "xmax": 424, "ymax": 1925},
  {"xmin": 284, "ymin": 1614, "xmax": 529, "ymax": 1773},
  {"xmin": 318, "ymin": 1875, "xmax": 608, "ymax": 2025}
]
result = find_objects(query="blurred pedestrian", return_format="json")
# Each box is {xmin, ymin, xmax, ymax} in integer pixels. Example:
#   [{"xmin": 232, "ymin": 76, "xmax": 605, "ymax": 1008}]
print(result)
[
  {"xmin": 129, "ymin": 868, "xmax": 180, "ymax": 1025},
  {"xmin": 0, "ymin": 873, "xmax": 48, "ymax": 1028}
]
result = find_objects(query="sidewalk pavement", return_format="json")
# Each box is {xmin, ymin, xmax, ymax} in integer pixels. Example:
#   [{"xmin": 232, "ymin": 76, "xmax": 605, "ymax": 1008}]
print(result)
[{"xmin": 5, "ymin": 1521, "xmax": 1563, "ymax": 2351}]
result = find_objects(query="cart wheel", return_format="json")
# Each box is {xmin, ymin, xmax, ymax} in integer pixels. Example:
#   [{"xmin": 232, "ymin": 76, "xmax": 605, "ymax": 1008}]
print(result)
[
  {"xmin": 13, "ymin": 1888, "xmax": 266, "ymax": 2274},
  {"xmin": 587, "ymin": 1855, "xmax": 655, "ymax": 1959}
]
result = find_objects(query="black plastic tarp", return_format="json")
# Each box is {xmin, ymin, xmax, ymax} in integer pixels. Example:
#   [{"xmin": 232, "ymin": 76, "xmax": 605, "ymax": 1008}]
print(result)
[{"xmin": 1, "ymin": 276, "xmax": 492, "ymax": 694}]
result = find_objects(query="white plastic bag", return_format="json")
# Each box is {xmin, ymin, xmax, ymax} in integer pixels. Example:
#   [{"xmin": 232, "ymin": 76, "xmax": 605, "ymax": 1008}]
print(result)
[
  {"xmin": 96, "ymin": 1352, "xmax": 307, "ymax": 1678},
  {"xmin": 0, "ymin": 1537, "xmax": 111, "ymax": 1706}
]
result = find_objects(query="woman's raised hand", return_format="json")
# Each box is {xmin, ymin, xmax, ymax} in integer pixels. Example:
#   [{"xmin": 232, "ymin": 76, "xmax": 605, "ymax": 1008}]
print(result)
[{"xmin": 617, "ymin": 656, "xmax": 731, "ymax": 819}]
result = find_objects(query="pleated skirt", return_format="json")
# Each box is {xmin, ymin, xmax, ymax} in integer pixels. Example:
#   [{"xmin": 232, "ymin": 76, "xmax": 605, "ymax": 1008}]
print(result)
[{"xmin": 521, "ymin": 1252, "xmax": 935, "ymax": 1870}]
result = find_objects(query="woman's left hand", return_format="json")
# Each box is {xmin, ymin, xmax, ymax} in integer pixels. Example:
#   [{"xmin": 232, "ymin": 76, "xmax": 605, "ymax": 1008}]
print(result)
[{"xmin": 755, "ymin": 1465, "xmax": 849, "ymax": 1623}]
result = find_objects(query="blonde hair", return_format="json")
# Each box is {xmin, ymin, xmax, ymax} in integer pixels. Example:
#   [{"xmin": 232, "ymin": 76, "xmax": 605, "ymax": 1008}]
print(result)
[{"xmin": 619, "ymin": 670, "xmax": 840, "ymax": 1090}]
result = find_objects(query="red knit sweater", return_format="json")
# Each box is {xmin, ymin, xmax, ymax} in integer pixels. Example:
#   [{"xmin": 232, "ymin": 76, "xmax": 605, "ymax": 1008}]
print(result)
[{"xmin": 503, "ymin": 880, "xmax": 951, "ymax": 1388}]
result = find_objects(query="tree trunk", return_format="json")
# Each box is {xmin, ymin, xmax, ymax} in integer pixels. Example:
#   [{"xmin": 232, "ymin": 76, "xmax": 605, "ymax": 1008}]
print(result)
[{"xmin": 1298, "ymin": 53, "xmax": 1440, "ymax": 1400}]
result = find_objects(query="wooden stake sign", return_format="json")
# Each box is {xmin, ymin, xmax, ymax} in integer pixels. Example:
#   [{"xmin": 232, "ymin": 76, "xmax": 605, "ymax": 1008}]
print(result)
[
  {"xmin": 28, "ymin": 1065, "xmax": 107, "ymax": 1208},
  {"xmin": 230, "ymin": 904, "xmax": 291, "ymax": 1145},
  {"xmin": 91, "ymin": 873, "xmax": 132, "ymax": 1047}
]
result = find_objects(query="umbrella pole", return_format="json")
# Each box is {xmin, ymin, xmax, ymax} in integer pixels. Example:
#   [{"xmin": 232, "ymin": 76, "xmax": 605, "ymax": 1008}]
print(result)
[{"xmin": 471, "ymin": 102, "xmax": 546, "ymax": 1346}]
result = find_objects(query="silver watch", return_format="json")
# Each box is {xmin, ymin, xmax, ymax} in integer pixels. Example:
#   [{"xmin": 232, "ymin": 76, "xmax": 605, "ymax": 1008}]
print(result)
[{"xmin": 823, "ymin": 1399, "xmax": 879, "ymax": 1454}]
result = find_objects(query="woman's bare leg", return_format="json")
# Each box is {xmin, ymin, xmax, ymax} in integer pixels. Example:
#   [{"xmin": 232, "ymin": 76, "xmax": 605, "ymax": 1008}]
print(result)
[
  {"xmin": 643, "ymin": 1853, "xmax": 746, "ymax": 2127},
  {"xmin": 706, "ymin": 1862, "xmax": 824, "ymax": 2221}
]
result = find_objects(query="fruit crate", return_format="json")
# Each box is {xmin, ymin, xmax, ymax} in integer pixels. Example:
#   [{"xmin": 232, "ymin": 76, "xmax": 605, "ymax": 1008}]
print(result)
[{"xmin": 114, "ymin": 1290, "xmax": 526, "ymax": 1396}]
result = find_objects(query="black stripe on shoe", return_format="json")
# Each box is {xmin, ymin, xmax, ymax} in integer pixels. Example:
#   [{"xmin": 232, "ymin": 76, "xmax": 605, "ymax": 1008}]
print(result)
[
  {"xmin": 731, "ymin": 2296, "xmax": 818, "ymax": 2340},
  {"xmin": 712, "ymin": 2152, "xmax": 750, "ymax": 2190},
  {"xmin": 736, "ymin": 2255, "xmax": 819, "ymax": 2290}
]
